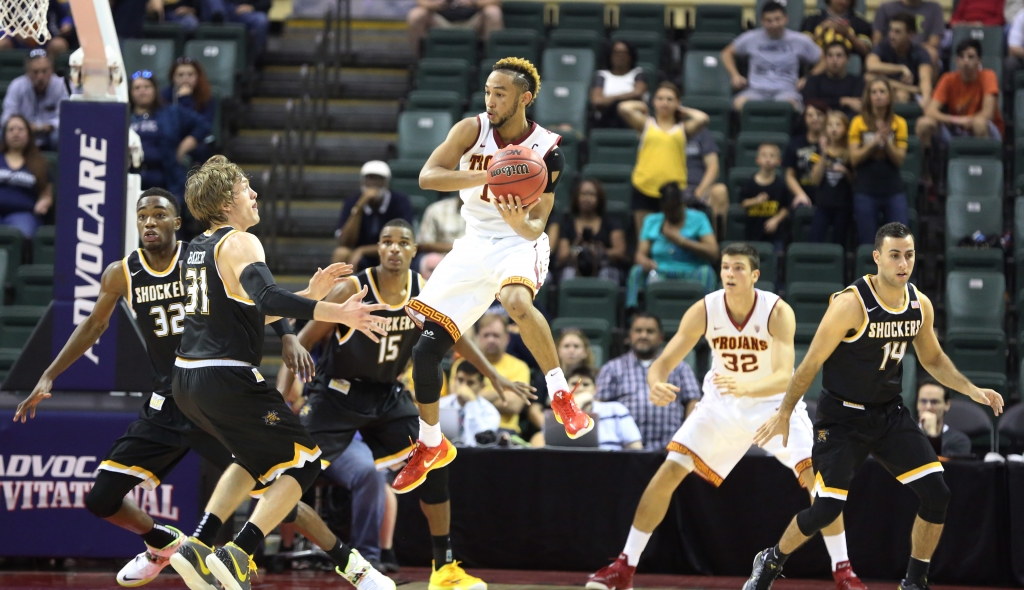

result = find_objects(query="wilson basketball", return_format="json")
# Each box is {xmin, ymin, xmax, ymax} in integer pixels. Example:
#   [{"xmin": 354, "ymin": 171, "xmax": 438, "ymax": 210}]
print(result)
[{"xmin": 486, "ymin": 146, "xmax": 548, "ymax": 206}]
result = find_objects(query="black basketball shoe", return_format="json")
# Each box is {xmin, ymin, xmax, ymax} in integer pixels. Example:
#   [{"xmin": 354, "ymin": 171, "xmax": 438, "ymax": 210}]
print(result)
[{"xmin": 742, "ymin": 548, "xmax": 785, "ymax": 590}]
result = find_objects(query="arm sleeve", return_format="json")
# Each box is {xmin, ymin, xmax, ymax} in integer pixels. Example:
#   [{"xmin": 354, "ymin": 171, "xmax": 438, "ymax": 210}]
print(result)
[
  {"xmin": 893, "ymin": 116, "xmax": 908, "ymax": 148},
  {"xmin": 270, "ymin": 318, "xmax": 295, "ymax": 337},
  {"xmin": 543, "ymin": 145, "xmax": 566, "ymax": 193},
  {"xmin": 695, "ymin": 211, "xmax": 713, "ymax": 238},
  {"xmin": 801, "ymin": 37, "xmax": 823, "ymax": 63},
  {"xmin": 982, "ymin": 69, "xmax": 1000, "ymax": 96},
  {"xmin": 239, "ymin": 262, "xmax": 319, "ymax": 320},
  {"xmin": 591, "ymin": 71, "xmax": 604, "ymax": 89}
]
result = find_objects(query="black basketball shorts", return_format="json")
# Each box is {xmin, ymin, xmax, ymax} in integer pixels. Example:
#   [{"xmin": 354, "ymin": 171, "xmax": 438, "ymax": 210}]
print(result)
[
  {"xmin": 98, "ymin": 393, "xmax": 233, "ymax": 490},
  {"xmin": 301, "ymin": 379, "xmax": 421, "ymax": 471},
  {"xmin": 172, "ymin": 361, "xmax": 322, "ymax": 486},
  {"xmin": 811, "ymin": 392, "xmax": 942, "ymax": 500}
]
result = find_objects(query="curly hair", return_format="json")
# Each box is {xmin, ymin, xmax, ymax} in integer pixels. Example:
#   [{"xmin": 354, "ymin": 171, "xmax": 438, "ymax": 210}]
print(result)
[
  {"xmin": 492, "ymin": 56, "xmax": 541, "ymax": 106},
  {"xmin": 185, "ymin": 155, "xmax": 247, "ymax": 227}
]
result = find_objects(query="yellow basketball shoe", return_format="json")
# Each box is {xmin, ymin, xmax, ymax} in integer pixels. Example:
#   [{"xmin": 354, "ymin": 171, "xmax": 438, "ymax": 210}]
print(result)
[{"xmin": 429, "ymin": 560, "xmax": 487, "ymax": 590}]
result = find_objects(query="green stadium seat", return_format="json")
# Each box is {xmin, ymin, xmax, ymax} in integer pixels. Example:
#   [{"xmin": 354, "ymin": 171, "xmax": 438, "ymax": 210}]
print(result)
[
  {"xmin": 894, "ymin": 102, "xmax": 922, "ymax": 130},
  {"xmin": 468, "ymin": 91, "xmax": 486, "ymax": 114},
  {"xmin": 684, "ymin": 51, "xmax": 732, "ymax": 98},
  {"xmin": 477, "ymin": 58, "xmax": 499, "ymax": 89},
  {"xmin": 557, "ymin": 3, "xmax": 606, "ymax": 31},
  {"xmin": 853, "ymin": 244, "xmax": 874, "ymax": 279},
  {"xmin": 397, "ymin": 111, "xmax": 452, "ymax": 160},
  {"xmin": 846, "ymin": 54, "xmax": 862, "ymax": 77},
  {"xmin": 0, "ymin": 306, "xmax": 46, "ymax": 349},
  {"xmin": 609, "ymin": 30, "xmax": 663, "ymax": 68},
  {"xmin": 0, "ymin": 251, "xmax": 8, "ymax": 304},
  {"xmin": 547, "ymin": 29, "xmax": 603, "ymax": 57},
  {"xmin": 557, "ymin": 278, "xmax": 619, "ymax": 325},
  {"xmin": 617, "ymin": 4, "xmax": 666, "ymax": 34},
  {"xmin": 0, "ymin": 49, "xmax": 29, "ymax": 69},
  {"xmin": 387, "ymin": 159, "xmax": 435, "ymax": 200},
  {"xmin": 740, "ymin": 101, "xmax": 794, "ymax": 134},
  {"xmin": 721, "ymin": 240, "xmax": 777, "ymax": 285},
  {"xmin": 542, "ymin": 48, "xmax": 596, "ymax": 84},
  {"xmin": 727, "ymin": 167, "xmax": 759, "ymax": 204},
  {"xmin": 0, "ymin": 225, "xmax": 24, "ymax": 279},
  {"xmin": 42, "ymin": 151, "xmax": 58, "ymax": 198},
  {"xmin": 424, "ymin": 29, "xmax": 478, "ymax": 62},
  {"xmin": 945, "ymin": 328, "xmax": 1007, "ymax": 374},
  {"xmin": 533, "ymin": 81, "xmax": 588, "ymax": 132},
  {"xmin": 142, "ymin": 22, "xmax": 187, "ymax": 55},
  {"xmin": 405, "ymin": 90, "xmax": 464, "ymax": 124},
  {"xmin": 945, "ymin": 248, "xmax": 1003, "ymax": 273},
  {"xmin": 902, "ymin": 170, "xmax": 919, "ymax": 210},
  {"xmin": 725, "ymin": 204, "xmax": 747, "ymax": 241},
  {"xmin": 560, "ymin": 132, "xmax": 581, "ymax": 171},
  {"xmin": 735, "ymin": 132, "xmax": 790, "ymax": 168},
  {"xmin": 183, "ymin": 40, "xmax": 237, "ymax": 98},
  {"xmin": 486, "ymin": 29, "xmax": 542, "ymax": 63},
  {"xmin": 687, "ymin": 32, "xmax": 735, "ymax": 51},
  {"xmin": 0, "ymin": 347, "xmax": 19, "ymax": 383},
  {"xmin": 32, "ymin": 226, "xmax": 56, "ymax": 266},
  {"xmin": 788, "ymin": 282, "xmax": 843, "ymax": 343},
  {"xmin": 949, "ymin": 26, "xmax": 1004, "ymax": 80},
  {"xmin": 794, "ymin": 344, "xmax": 825, "ymax": 401},
  {"xmin": 756, "ymin": 0, "xmax": 805, "ymax": 30},
  {"xmin": 14, "ymin": 264, "xmax": 53, "ymax": 305},
  {"xmin": 947, "ymin": 158, "xmax": 1002, "ymax": 199},
  {"xmin": 945, "ymin": 197, "xmax": 1002, "ymax": 249},
  {"xmin": 902, "ymin": 135, "xmax": 921, "ymax": 175},
  {"xmin": 122, "ymin": 39, "xmax": 176, "ymax": 83},
  {"xmin": 552, "ymin": 167, "xmax": 576, "ymax": 216},
  {"xmin": 694, "ymin": 5, "xmax": 743, "ymax": 35},
  {"xmin": 415, "ymin": 58, "xmax": 470, "ymax": 100},
  {"xmin": 948, "ymin": 136, "xmax": 1002, "ymax": 160},
  {"xmin": 684, "ymin": 96, "xmax": 731, "ymax": 137},
  {"xmin": 551, "ymin": 317, "xmax": 612, "ymax": 366},
  {"xmin": 587, "ymin": 129, "xmax": 638, "ymax": 165},
  {"xmin": 409, "ymin": 195, "xmax": 430, "ymax": 231},
  {"xmin": 502, "ymin": 2, "xmax": 547, "ymax": 35},
  {"xmin": 946, "ymin": 271, "xmax": 1005, "ymax": 332},
  {"xmin": 790, "ymin": 205, "xmax": 816, "ymax": 243},
  {"xmin": 786, "ymin": 243, "xmax": 844, "ymax": 285},
  {"xmin": 646, "ymin": 279, "xmax": 705, "ymax": 325},
  {"xmin": 580, "ymin": 163, "xmax": 633, "ymax": 211},
  {"xmin": 194, "ymin": 23, "xmax": 248, "ymax": 71}
]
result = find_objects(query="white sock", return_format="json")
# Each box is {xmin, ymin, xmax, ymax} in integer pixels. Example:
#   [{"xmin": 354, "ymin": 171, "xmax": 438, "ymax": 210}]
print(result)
[
  {"xmin": 545, "ymin": 367, "xmax": 570, "ymax": 397},
  {"xmin": 622, "ymin": 526, "xmax": 651, "ymax": 567},
  {"xmin": 822, "ymin": 533, "xmax": 849, "ymax": 571},
  {"xmin": 418, "ymin": 418, "xmax": 442, "ymax": 447}
]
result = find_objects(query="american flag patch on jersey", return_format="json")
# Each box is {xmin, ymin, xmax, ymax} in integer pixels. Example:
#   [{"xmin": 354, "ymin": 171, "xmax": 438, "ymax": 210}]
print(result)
[{"xmin": 911, "ymin": 301, "xmax": 920, "ymax": 308}]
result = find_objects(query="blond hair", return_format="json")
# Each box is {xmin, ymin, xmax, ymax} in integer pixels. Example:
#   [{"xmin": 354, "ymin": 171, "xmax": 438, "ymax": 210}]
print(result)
[
  {"xmin": 185, "ymin": 155, "xmax": 247, "ymax": 227},
  {"xmin": 492, "ymin": 57, "xmax": 541, "ymax": 106}
]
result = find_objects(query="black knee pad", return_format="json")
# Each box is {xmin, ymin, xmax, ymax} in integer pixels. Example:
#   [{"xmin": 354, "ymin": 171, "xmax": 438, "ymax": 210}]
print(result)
[
  {"xmin": 907, "ymin": 472, "xmax": 950, "ymax": 524},
  {"xmin": 419, "ymin": 466, "xmax": 450, "ymax": 504},
  {"xmin": 795, "ymin": 496, "xmax": 846, "ymax": 537},
  {"xmin": 412, "ymin": 322, "xmax": 455, "ymax": 405},
  {"xmin": 85, "ymin": 471, "xmax": 141, "ymax": 518},
  {"xmin": 283, "ymin": 458, "xmax": 322, "ymax": 493}
]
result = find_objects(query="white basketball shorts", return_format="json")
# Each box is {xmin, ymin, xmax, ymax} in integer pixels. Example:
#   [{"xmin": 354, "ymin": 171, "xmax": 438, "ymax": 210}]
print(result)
[{"xmin": 405, "ymin": 232, "xmax": 550, "ymax": 341}]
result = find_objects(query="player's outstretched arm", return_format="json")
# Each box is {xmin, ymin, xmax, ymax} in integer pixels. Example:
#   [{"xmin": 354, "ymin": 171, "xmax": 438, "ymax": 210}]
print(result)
[
  {"xmin": 295, "ymin": 278, "xmax": 360, "ymax": 350},
  {"xmin": 453, "ymin": 335, "xmax": 537, "ymax": 405},
  {"xmin": 299, "ymin": 262, "xmax": 354, "ymax": 301},
  {"xmin": 14, "ymin": 261, "xmax": 125, "ymax": 422},
  {"xmin": 648, "ymin": 300, "xmax": 706, "ymax": 407},
  {"xmin": 419, "ymin": 117, "xmax": 488, "ymax": 192},
  {"xmin": 714, "ymin": 301, "xmax": 797, "ymax": 398},
  {"xmin": 754, "ymin": 291, "xmax": 862, "ymax": 447},
  {"xmin": 912, "ymin": 291, "xmax": 1004, "ymax": 416}
]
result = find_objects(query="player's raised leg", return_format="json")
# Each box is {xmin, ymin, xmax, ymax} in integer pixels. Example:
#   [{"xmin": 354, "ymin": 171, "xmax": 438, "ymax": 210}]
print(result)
[{"xmin": 797, "ymin": 469, "xmax": 864, "ymax": 590}]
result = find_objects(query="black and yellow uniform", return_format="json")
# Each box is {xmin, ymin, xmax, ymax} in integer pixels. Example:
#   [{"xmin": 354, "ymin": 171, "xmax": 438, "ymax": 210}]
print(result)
[
  {"xmin": 172, "ymin": 227, "xmax": 321, "ymax": 486},
  {"xmin": 97, "ymin": 242, "xmax": 232, "ymax": 491},
  {"xmin": 811, "ymin": 275, "xmax": 939, "ymax": 499},
  {"xmin": 302, "ymin": 268, "xmax": 424, "ymax": 470}
]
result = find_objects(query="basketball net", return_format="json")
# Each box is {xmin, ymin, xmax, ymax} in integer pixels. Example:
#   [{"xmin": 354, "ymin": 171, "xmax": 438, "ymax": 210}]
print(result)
[{"xmin": 0, "ymin": 0, "xmax": 52, "ymax": 44}]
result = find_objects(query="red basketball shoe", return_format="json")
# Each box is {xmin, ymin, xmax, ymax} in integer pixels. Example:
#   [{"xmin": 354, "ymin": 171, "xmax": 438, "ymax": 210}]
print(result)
[
  {"xmin": 834, "ymin": 561, "xmax": 868, "ymax": 590},
  {"xmin": 586, "ymin": 554, "xmax": 634, "ymax": 590},
  {"xmin": 392, "ymin": 436, "xmax": 457, "ymax": 494},
  {"xmin": 550, "ymin": 383, "xmax": 594, "ymax": 439}
]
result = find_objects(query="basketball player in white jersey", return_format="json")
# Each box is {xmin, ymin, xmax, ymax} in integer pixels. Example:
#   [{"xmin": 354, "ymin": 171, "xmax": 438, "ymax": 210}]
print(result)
[
  {"xmin": 587, "ymin": 243, "xmax": 865, "ymax": 590},
  {"xmin": 395, "ymin": 57, "xmax": 592, "ymax": 494}
]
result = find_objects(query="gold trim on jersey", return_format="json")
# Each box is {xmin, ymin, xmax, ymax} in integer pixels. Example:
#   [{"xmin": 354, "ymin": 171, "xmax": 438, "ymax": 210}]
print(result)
[
  {"xmin": 813, "ymin": 472, "xmax": 848, "ymax": 500},
  {"xmin": 122, "ymin": 257, "xmax": 133, "ymax": 307},
  {"xmin": 498, "ymin": 276, "xmax": 537, "ymax": 299},
  {"xmin": 666, "ymin": 441, "xmax": 723, "ymax": 487},
  {"xmin": 794, "ymin": 458, "xmax": 814, "ymax": 476},
  {"xmin": 212, "ymin": 229, "xmax": 255, "ymax": 306},
  {"xmin": 831, "ymin": 286, "xmax": 869, "ymax": 343},
  {"xmin": 98, "ymin": 460, "xmax": 161, "ymax": 490},
  {"xmin": 137, "ymin": 242, "xmax": 182, "ymax": 277},
  {"xmin": 374, "ymin": 444, "xmax": 414, "ymax": 470},
  {"xmin": 366, "ymin": 269, "xmax": 414, "ymax": 311},
  {"xmin": 406, "ymin": 299, "xmax": 461, "ymax": 341},
  {"xmin": 864, "ymin": 274, "xmax": 910, "ymax": 314},
  {"xmin": 896, "ymin": 461, "xmax": 943, "ymax": 484},
  {"xmin": 258, "ymin": 443, "xmax": 322, "ymax": 484}
]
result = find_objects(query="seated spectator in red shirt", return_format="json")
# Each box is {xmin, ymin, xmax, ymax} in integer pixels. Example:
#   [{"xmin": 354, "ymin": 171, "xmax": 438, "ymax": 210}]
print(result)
[
  {"xmin": 950, "ymin": 0, "xmax": 1005, "ymax": 26},
  {"xmin": 916, "ymin": 39, "xmax": 1003, "ymax": 148}
]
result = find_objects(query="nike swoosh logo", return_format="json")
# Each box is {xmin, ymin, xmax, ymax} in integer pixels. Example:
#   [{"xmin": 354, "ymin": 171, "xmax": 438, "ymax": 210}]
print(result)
[
  {"xmin": 131, "ymin": 269, "xmax": 143, "ymax": 276},
  {"xmin": 229, "ymin": 552, "xmax": 247, "ymax": 581},
  {"xmin": 192, "ymin": 549, "xmax": 211, "ymax": 575},
  {"xmin": 122, "ymin": 575, "xmax": 145, "ymax": 582},
  {"xmin": 866, "ymin": 306, "xmax": 878, "ymax": 312},
  {"xmin": 423, "ymin": 454, "xmax": 439, "ymax": 468}
]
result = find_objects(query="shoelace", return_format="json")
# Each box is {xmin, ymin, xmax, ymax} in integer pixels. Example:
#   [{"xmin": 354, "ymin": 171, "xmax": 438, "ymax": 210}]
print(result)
[
  {"xmin": 437, "ymin": 561, "xmax": 469, "ymax": 583},
  {"xmin": 246, "ymin": 553, "xmax": 258, "ymax": 579},
  {"xmin": 554, "ymin": 381, "xmax": 583, "ymax": 416}
]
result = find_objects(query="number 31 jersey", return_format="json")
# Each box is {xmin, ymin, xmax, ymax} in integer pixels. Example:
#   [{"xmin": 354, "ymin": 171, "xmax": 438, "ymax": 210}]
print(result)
[
  {"xmin": 822, "ymin": 276, "xmax": 923, "ymax": 406},
  {"xmin": 703, "ymin": 288, "xmax": 782, "ymax": 401},
  {"xmin": 123, "ymin": 241, "xmax": 187, "ymax": 395}
]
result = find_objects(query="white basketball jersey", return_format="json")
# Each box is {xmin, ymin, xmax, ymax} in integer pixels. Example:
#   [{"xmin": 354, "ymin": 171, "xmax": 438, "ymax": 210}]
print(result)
[
  {"xmin": 458, "ymin": 114, "xmax": 561, "ymax": 239},
  {"xmin": 703, "ymin": 289, "xmax": 782, "ymax": 400}
]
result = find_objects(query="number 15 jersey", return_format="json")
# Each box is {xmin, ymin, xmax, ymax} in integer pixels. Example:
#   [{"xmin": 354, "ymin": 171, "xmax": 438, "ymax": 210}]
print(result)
[
  {"xmin": 822, "ymin": 276, "xmax": 923, "ymax": 406},
  {"xmin": 703, "ymin": 289, "xmax": 782, "ymax": 401}
]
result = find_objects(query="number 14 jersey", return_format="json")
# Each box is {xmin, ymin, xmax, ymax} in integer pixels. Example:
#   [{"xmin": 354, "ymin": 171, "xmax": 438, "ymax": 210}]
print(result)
[
  {"xmin": 703, "ymin": 289, "xmax": 782, "ymax": 401},
  {"xmin": 822, "ymin": 276, "xmax": 923, "ymax": 406}
]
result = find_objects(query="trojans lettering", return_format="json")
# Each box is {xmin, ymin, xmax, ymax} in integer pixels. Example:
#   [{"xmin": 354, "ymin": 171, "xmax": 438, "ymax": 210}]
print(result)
[
  {"xmin": 711, "ymin": 335, "xmax": 768, "ymax": 351},
  {"xmin": 468, "ymin": 154, "xmax": 494, "ymax": 171}
]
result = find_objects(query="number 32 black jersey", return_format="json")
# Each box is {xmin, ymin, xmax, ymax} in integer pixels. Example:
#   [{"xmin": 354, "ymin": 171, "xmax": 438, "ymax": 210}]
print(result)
[{"xmin": 821, "ymin": 275, "xmax": 923, "ymax": 406}]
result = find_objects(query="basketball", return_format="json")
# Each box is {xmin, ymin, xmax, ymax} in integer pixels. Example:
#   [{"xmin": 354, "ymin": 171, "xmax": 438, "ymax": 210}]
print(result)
[{"xmin": 486, "ymin": 146, "xmax": 548, "ymax": 206}]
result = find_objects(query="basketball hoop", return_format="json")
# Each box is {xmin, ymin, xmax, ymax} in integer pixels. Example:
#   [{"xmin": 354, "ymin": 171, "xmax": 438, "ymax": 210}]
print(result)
[{"xmin": 0, "ymin": 0, "xmax": 52, "ymax": 45}]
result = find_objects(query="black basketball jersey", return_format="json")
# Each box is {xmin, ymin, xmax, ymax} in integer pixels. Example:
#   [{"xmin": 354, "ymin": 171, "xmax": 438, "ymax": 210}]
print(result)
[
  {"xmin": 821, "ymin": 275, "xmax": 924, "ymax": 405},
  {"xmin": 314, "ymin": 268, "xmax": 424, "ymax": 389},
  {"xmin": 176, "ymin": 226, "xmax": 264, "ymax": 365},
  {"xmin": 123, "ymin": 242, "xmax": 187, "ymax": 394}
]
